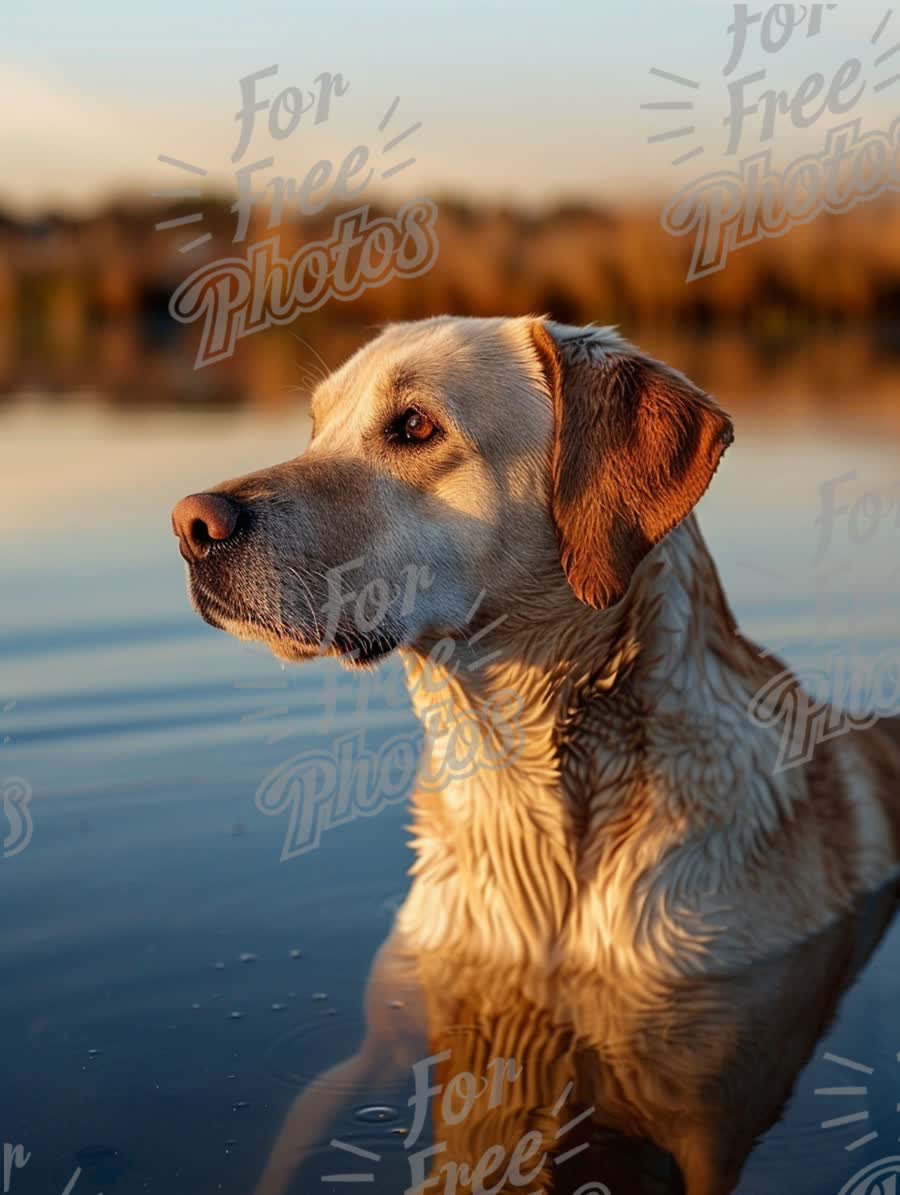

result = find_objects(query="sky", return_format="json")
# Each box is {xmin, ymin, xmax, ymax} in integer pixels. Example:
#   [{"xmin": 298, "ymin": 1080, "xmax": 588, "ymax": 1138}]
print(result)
[{"xmin": 4, "ymin": 0, "xmax": 900, "ymax": 212}]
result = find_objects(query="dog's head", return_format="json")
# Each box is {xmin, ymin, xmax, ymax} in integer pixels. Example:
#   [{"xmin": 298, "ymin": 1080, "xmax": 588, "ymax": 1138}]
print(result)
[{"xmin": 172, "ymin": 317, "xmax": 732, "ymax": 664}]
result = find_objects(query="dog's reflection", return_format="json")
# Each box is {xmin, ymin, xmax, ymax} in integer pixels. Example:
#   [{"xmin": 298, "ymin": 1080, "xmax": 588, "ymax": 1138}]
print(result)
[{"xmin": 253, "ymin": 877, "xmax": 898, "ymax": 1195}]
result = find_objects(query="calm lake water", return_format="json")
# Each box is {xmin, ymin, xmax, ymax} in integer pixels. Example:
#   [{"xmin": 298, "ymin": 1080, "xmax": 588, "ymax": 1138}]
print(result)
[{"xmin": 2, "ymin": 392, "xmax": 900, "ymax": 1195}]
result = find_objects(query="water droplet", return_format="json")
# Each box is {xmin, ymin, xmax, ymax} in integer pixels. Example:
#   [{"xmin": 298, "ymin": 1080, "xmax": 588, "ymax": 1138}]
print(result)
[
  {"xmin": 289, "ymin": 948, "xmax": 303, "ymax": 959},
  {"xmin": 354, "ymin": 1105, "xmax": 399, "ymax": 1124},
  {"xmin": 271, "ymin": 1003, "xmax": 285, "ymax": 1012},
  {"xmin": 232, "ymin": 1101, "xmax": 250, "ymax": 1112},
  {"xmin": 191, "ymin": 1003, "xmax": 201, "ymax": 1011},
  {"xmin": 213, "ymin": 962, "xmax": 226, "ymax": 971},
  {"xmin": 88, "ymin": 1048, "xmax": 102, "ymax": 1058},
  {"xmin": 239, "ymin": 952, "xmax": 257, "ymax": 964},
  {"xmin": 311, "ymin": 992, "xmax": 328, "ymax": 1001},
  {"xmin": 389, "ymin": 1000, "xmax": 405, "ymax": 1009},
  {"xmin": 228, "ymin": 1011, "xmax": 245, "ymax": 1021}
]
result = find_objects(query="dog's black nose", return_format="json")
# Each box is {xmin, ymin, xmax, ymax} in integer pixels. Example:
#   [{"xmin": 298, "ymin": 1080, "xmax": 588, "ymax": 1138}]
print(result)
[{"xmin": 171, "ymin": 492, "xmax": 240, "ymax": 561}]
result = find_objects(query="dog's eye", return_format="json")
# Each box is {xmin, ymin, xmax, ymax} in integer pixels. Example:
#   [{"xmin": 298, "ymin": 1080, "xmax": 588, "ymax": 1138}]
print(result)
[{"xmin": 389, "ymin": 407, "xmax": 437, "ymax": 445}]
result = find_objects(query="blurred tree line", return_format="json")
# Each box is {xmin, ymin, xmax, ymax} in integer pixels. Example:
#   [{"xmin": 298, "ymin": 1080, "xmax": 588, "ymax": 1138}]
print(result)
[{"xmin": 2, "ymin": 193, "xmax": 899, "ymax": 407}]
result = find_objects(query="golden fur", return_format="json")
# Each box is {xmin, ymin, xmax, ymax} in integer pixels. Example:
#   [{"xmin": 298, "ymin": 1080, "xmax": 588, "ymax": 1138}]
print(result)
[{"xmin": 172, "ymin": 316, "xmax": 900, "ymax": 1195}]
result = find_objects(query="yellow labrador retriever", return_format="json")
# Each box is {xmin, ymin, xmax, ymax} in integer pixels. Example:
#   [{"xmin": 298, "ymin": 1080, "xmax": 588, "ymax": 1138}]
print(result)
[{"xmin": 172, "ymin": 315, "xmax": 900, "ymax": 983}]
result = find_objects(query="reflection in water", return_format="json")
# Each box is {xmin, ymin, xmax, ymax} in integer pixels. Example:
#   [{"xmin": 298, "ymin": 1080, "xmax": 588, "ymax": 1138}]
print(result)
[{"xmin": 254, "ymin": 879, "xmax": 899, "ymax": 1195}]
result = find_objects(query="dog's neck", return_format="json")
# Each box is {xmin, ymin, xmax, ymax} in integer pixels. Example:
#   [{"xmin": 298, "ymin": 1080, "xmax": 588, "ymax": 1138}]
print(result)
[{"xmin": 396, "ymin": 517, "xmax": 790, "ymax": 975}]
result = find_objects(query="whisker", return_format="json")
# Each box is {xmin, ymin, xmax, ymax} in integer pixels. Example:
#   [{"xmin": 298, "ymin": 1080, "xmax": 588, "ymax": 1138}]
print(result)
[
  {"xmin": 284, "ymin": 564, "xmax": 325, "ymax": 642},
  {"xmin": 296, "ymin": 367, "xmax": 325, "ymax": 394},
  {"xmin": 289, "ymin": 331, "xmax": 334, "ymax": 382}
]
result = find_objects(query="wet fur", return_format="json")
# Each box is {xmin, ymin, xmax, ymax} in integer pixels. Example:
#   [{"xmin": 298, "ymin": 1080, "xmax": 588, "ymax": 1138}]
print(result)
[
  {"xmin": 179, "ymin": 314, "xmax": 900, "ymax": 980},
  {"xmin": 175, "ymin": 316, "xmax": 900, "ymax": 1195}
]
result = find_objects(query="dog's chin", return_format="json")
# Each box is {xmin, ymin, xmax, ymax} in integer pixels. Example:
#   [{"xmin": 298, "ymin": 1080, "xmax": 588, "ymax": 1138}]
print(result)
[
  {"xmin": 189, "ymin": 586, "xmax": 229, "ymax": 632},
  {"xmin": 262, "ymin": 629, "xmax": 403, "ymax": 669},
  {"xmin": 189, "ymin": 585, "xmax": 404, "ymax": 668}
]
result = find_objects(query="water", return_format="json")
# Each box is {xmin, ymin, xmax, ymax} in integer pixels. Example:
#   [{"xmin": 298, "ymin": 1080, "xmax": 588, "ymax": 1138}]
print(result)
[{"xmin": 2, "ymin": 393, "xmax": 900, "ymax": 1195}]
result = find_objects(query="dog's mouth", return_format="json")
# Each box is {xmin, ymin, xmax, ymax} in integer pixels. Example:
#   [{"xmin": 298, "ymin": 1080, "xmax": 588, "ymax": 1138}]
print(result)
[{"xmin": 189, "ymin": 577, "xmax": 402, "ymax": 667}]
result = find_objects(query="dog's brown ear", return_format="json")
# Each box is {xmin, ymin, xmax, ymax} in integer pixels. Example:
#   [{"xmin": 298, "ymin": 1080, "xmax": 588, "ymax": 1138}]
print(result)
[{"xmin": 532, "ymin": 321, "xmax": 733, "ymax": 608}]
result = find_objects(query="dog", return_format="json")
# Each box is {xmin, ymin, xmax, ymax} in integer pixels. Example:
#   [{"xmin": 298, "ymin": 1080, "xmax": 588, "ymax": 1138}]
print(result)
[{"xmin": 172, "ymin": 316, "xmax": 900, "ymax": 1193}]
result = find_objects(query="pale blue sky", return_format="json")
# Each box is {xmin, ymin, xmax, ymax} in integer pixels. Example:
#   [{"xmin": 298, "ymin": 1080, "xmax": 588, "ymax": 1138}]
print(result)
[{"xmin": 3, "ymin": 0, "xmax": 898, "ymax": 210}]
